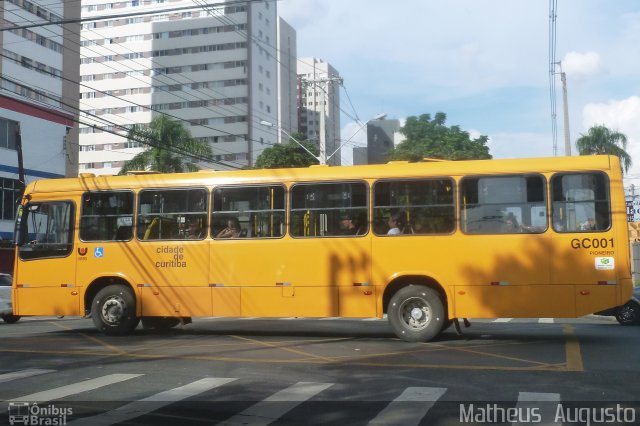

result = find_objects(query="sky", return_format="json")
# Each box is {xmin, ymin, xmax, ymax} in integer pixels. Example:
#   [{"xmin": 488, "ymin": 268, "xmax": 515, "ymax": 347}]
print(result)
[{"xmin": 278, "ymin": 0, "xmax": 640, "ymax": 185}]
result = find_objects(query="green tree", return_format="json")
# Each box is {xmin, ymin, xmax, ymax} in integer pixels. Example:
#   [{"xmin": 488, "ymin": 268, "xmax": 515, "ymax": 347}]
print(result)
[
  {"xmin": 254, "ymin": 133, "xmax": 319, "ymax": 169},
  {"xmin": 118, "ymin": 115, "xmax": 213, "ymax": 175},
  {"xmin": 576, "ymin": 125, "xmax": 632, "ymax": 173},
  {"xmin": 389, "ymin": 112, "xmax": 492, "ymax": 161}
]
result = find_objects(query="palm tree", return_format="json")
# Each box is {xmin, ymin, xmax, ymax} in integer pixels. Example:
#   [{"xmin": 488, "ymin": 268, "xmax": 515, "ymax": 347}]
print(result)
[
  {"xmin": 576, "ymin": 125, "xmax": 632, "ymax": 173},
  {"xmin": 118, "ymin": 115, "xmax": 213, "ymax": 175}
]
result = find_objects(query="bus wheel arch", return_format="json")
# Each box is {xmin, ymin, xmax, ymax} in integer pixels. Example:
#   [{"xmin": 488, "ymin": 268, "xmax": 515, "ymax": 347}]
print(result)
[
  {"xmin": 383, "ymin": 276, "xmax": 448, "ymax": 342},
  {"xmin": 87, "ymin": 278, "xmax": 139, "ymax": 336}
]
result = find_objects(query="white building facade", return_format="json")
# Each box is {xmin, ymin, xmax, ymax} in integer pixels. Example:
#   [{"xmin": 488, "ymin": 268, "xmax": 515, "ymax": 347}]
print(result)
[
  {"xmin": 79, "ymin": 0, "xmax": 288, "ymax": 174},
  {"xmin": 0, "ymin": 0, "xmax": 79, "ymax": 240},
  {"xmin": 296, "ymin": 58, "xmax": 341, "ymax": 166}
]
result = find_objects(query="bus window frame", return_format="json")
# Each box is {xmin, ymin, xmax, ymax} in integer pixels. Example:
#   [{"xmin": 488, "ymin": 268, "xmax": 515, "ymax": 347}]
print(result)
[
  {"xmin": 289, "ymin": 179, "xmax": 370, "ymax": 239},
  {"xmin": 550, "ymin": 171, "xmax": 611, "ymax": 234},
  {"xmin": 136, "ymin": 186, "xmax": 209, "ymax": 242},
  {"xmin": 79, "ymin": 190, "xmax": 135, "ymax": 243},
  {"xmin": 459, "ymin": 173, "xmax": 549, "ymax": 235},
  {"xmin": 17, "ymin": 199, "xmax": 76, "ymax": 261},
  {"xmin": 211, "ymin": 183, "xmax": 287, "ymax": 240},
  {"xmin": 372, "ymin": 177, "xmax": 457, "ymax": 237}
]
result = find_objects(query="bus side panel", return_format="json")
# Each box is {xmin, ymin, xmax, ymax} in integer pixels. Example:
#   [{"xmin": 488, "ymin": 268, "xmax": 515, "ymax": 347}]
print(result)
[
  {"xmin": 140, "ymin": 286, "xmax": 211, "ymax": 317},
  {"xmin": 338, "ymin": 286, "xmax": 377, "ymax": 317},
  {"xmin": 15, "ymin": 286, "xmax": 80, "ymax": 316},
  {"xmin": 454, "ymin": 285, "xmax": 575, "ymax": 318},
  {"xmin": 241, "ymin": 287, "xmax": 339, "ymax": 317},
  {"xmin": 211, "ymin": 287, "xmax": 241, "ymax": 316},
  {"xmin": 574, "ymin": 285, "xmax": 617, "ymax": 317}
]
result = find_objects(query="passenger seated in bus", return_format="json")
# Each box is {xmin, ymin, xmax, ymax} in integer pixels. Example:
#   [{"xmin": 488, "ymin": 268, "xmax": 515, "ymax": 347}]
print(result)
[
  {"xmin": 503, "ymin": 213, "xmax": 521, "ymax": 233},
  {"xmin": 186, "ymin": 219, "xmax": 204, "ymax": 239},
  {"xmin": 216, "ymin": 217, "xmax": 241, "ymax": 238},
  {"xmin": 339, "ymin": 213, "xmax": 364, "ymax": 235},
  {"xmin": 387, "ymin": 211, "xmax": 407, "ymax": 235},
  {"xmin": 580, "ymin": 217, "xmax": 596, "ymax": 231}
]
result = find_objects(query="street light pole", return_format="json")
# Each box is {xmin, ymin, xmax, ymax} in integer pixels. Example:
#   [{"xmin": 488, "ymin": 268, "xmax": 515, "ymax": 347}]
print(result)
[{"xmin": 259, "ymin": 121, "xmax": 322, "ymax": 164}]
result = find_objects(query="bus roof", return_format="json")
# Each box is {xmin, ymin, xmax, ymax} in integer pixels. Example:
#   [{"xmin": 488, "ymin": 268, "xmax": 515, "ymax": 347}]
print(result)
[{"xmin": 25, "ymin": 155, "xmax": 619, "ymax": 195}]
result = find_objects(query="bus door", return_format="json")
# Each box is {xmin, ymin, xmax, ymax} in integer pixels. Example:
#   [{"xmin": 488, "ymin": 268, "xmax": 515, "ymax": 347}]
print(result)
[
  {"xmin": 283, "ymin": 182, "xmax": 373, "ymax": 318},
  {"xmin": 135, "ymin": 188, "xmax": 211, "ymax": 318},
  {"xmin": 15, "ymin": 200, "xmax": 78, "ymax": 316},
  {"xmin": 550, "ymin": 172, "xmax": 619, "ymax": 315}
]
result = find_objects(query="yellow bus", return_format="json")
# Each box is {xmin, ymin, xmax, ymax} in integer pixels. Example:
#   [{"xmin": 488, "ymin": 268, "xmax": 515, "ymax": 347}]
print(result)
[{"xmin": 11, "ymin": 155, "xmax": 632, "ymax": 342}]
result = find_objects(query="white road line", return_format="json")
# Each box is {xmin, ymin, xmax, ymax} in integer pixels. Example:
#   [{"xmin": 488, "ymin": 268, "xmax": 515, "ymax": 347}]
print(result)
[
  {"xmin": 493, "ymin": 318, "xmax": 513, "ymax": 323},
  {"xmin": 362, "ymin": 318, "xmax": 383, "ymax": 321},
  {"xmin": 68, "ymin": 377, "xmax": 237, "ymax": 426},
  {"xmin": 7, "ymin": 374, "xmax": 143, "ymax": 403},
  {"xmin": 318, "ymin": 317, "xmax": 341, "ymax": 320},
  {"xmin": 538, "ymin": 318, "xmax": 555, "ymax": 323},
  {"xmin": 368, "ymin": 387, "xmax": 447, "ymax": 426},
  {"xmin": 0, "ymin": 369, "xmax": 55, "ymax": 383},
  {"xmin": 219, "ymin": 382, "xmax": 333, "ymax": 426},
  {"xmin": 515, "ymin": 392, "xmax": 561, "ymax": 426}
]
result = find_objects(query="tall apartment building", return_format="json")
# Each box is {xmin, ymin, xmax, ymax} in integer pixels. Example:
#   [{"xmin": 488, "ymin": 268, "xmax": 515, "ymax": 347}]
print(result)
[
  {"xmin": 0, "ymin": 0, "xmax": 80, "ymax": 240},
  {"xmin": 79, "ymin": 0, "xmax": 290, "ymax": 174},
  {"xmin": 297, "ymin": 58, "xmax": 341, "ymax": 166}
]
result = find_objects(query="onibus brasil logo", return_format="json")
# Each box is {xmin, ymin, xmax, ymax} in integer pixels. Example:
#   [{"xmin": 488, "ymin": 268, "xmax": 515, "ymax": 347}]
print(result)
[{"xmin": 8, "ymin": 402, "xmax": 72, "ymax": 425}]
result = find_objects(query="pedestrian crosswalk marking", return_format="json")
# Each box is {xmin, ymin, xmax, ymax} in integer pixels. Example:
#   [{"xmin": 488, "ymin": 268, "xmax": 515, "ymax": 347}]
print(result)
[
  {"xmin": 218, "ymin": 382, "xmax": 333, "ymax": 426},
  {"xmin": 368, "ymin": 387, "xmax": 447, "ymax": 426},
  {"xmin": 493, "ymin": 318, "xmax": 513, "ymax": 322},
  {"xmin": 0, "ymin": 368, "xmax": 55, "ymax": 383},
  {"xmin": 538, "ymin": 318, "xmax": 555, "ymax": 323},
  {"xmin": 8, "ymin": 373, "xmax": 143, "ymax": 403},
  {"xmin": 515, "ymin": 392, "xmax": 561, "ymax": 426},
  {"xmin": 67, "ymin": 377, "xmax": 237, "ymax": 426}
]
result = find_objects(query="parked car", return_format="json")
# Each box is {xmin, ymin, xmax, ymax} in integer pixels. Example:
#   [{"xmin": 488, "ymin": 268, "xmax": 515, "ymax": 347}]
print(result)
[
  {"xmin": 595, "ymin": 287, "xmax": 640, "ymax": 325},
  {"xmin": 0, "ymin": 273, "xmax": 20, "ymax": 324}
]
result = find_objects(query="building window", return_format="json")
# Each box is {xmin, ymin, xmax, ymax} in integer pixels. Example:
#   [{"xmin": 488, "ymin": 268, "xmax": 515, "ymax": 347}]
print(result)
[
  {"xmin": 1, "ymin": 178, "xmax": 24, "ymax": 221},
  {"xmin": 0, "ymin": 118, "xmax": 18, "ymax": 150}
]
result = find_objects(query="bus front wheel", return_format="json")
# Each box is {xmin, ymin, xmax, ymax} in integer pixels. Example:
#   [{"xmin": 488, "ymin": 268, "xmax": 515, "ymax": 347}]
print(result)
[
  {"xmin": 91, "ymin": 285, "xmax": 139, "ymax": 336},
  {"xmin": 388, "ymin": 285, "xmax": 445, "ymax": 342}
]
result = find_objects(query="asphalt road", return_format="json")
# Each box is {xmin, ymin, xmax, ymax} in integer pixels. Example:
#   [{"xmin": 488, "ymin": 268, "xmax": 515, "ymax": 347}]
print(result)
[{"xmin": 0, "ymin": 315, "xmax": 638, "ymax": 425}]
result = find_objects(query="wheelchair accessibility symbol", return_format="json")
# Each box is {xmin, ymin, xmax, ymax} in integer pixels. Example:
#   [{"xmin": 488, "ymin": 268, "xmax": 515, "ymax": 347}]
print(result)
[{"xmin": 94, "ymin": 247, "xmax": 104, "ymax": 258}]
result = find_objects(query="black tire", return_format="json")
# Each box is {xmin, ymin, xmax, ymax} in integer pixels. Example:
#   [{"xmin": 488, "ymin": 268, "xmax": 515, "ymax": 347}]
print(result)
[
  {"xmin": 615, "ymin": 301, "xmax": 640, "ymax": 325},
  {"xmin": 2, "ymin": 314, "xmax": 20, "ymax": 324},
  {"xmin": 388, "ymin": 285, "xmax": 445, "ymax": 342},
  {"xmin": 141, "ymin": 316, "xmax": 181, "ymax": 330},
  {"xmin": 91, "ymin": 284, "xmax": 139, "ymax": 336}
]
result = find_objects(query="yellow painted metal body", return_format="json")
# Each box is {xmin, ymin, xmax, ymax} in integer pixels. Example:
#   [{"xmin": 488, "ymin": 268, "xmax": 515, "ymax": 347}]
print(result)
[{"xmin": 12, "ymin": 155, "xmax": 632, "ymax": 320}]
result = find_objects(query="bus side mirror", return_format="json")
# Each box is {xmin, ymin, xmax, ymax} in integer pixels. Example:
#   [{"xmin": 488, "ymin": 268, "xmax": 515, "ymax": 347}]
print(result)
[{"xmin": 14, "ymin": 205, "xmax": 26, "ymax": 246}]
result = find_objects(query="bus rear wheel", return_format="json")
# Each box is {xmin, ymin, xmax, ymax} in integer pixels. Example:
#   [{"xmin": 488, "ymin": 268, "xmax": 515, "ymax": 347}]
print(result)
[
  {"xmin": 91, "ymin": 285, "xmax": 139, "ymax": 336},
  {"xmin": 388, "ymin": 285, "xmax": 445, "ymax": 342}
]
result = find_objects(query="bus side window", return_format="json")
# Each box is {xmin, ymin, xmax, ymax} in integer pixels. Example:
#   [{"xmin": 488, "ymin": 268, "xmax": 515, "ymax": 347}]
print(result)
[
  {"xmin": 373, "ymin": 178, "xmax": 455, "ymax": 236},
  {"xmin": 137, "ymin": 188, "xmax": 208, "ymax": 241},
  {"xmin": 212, "ymin": 185, "xmax": 285, "ymax": 239},
  {"xmin": 551, "ymin": 172, "xmax": 610, "ymax": 233}
]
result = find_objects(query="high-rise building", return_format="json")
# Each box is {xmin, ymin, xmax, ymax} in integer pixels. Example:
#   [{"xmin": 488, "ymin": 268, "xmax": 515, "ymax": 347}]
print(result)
[
  {"xmin": 297, "ymin": 57, "xmax": 341, "ymax": 166},
  {"xmin": 367, "ymin": 118, "xmax": 401, "ymax": 164},
  {"xmin": 78, "ymin": 0, "xmax": 289, "ymax": 174},
  {"xmin": 0, "ymin": 0, "xmax": 80, "ymax": 240}
]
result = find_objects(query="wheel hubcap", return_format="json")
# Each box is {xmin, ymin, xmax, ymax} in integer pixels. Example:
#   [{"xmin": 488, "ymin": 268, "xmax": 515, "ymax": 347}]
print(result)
[
  {"xmin": 101, "ymin": 296, "xmax": 126, "ymax": 324},
  {"xmin": 399, "ymin": 297, "xmax": 431, "ymax": 330}
]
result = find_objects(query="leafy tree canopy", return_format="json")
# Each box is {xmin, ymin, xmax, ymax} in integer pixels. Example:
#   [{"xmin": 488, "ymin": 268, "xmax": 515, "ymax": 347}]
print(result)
[
  {"xmin": 389, "ymin": 112, "xmax": 492, "ymax": 161},
  {"xmin": 119, "ymin": 115, "xmax": 213, "ymax": 175},
  {"xmin": 576, "ymin": 125, "xmax": 632, "ymax": 173},
  {"xmin": 254, "ymin": 133, "xmax": 320, "ymax": 169}
]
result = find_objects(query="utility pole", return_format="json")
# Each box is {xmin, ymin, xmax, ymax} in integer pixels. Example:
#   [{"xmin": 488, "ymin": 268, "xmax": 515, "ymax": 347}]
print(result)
[
  {"xmin": 560, "ymin": 70, "xmax": 571, "ymax": 156},
  {"xmin": 15, "ymin": 123, "xmax": 25, "ymax": 195},
  {"xmin": 300, "ymin": 74, "xmax": 343, "ymax": 165}
]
